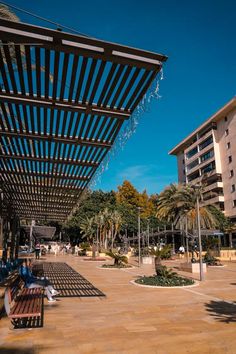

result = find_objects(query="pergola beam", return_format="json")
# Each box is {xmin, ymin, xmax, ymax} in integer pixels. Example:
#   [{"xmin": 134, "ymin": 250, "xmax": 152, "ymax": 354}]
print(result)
[
  {"xmin": 0, "ymin": 154, "xmax": 98, "ymax": 168},
  {"xmin": 0, "ymin": 19, "xmax": 167, "ymax": 70},
  {"xmin": 0, "ymin": 92, "xmax": 131, "ymax": 119},
  {"xmin": 0, "ymin": 130, "xmax": 112, "ymax": 149},
  {"xmin": 0, "ymin": 169, "xmax": 91, "ymax": 181}
]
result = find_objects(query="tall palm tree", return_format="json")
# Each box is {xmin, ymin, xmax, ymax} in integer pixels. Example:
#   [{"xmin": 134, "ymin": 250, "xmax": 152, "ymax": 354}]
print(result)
[
  {"xmin": 110, "ymin": 210, "xmax": 122, "ymax": 250},
  {"xmin": 156, "ymin": 183, "xmax": 184, "ymax": 225},
  {"xmin": 102, "ymin": 208, "xmax": 112, "ymax": 249},
  {"xmin": 80, "ymin": 216, "xmax": 96, "ymax": 243},
  {"xmin": 157, "ymin": 183, "xmax": 217, "ymax": 232},
  {"xmin": 177, "ymin": 184, "xmax": 217, "ymax": 230}
]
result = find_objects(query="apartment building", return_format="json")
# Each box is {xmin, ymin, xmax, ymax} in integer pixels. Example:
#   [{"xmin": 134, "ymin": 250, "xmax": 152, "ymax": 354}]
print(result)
[{"xmin": 169, "ymin": 97, "xmax": 236, "ymax": 221}]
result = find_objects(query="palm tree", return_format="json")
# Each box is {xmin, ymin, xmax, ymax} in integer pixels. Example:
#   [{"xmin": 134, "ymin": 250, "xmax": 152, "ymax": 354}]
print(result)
[
  {"xmin": 157, "ymin": 183, "xmax": 217, "ymax": 231},
  {"xmin": 101, "ymin": 208, "xmax": 112, "ymax": 249},
  {"xmin": 80, "ymin": 216, "xmax": 96, "ymax": 244},
  {"xmin": 150, "ymin": 245, "xmax": 172, "ymax": 275},
  {"xmin": 177, "ymin": 184, "xmax": 217, "ymax": 231},
  {"xmin": 156, "ymin": 183, "xmax": 182, "ymax": 224},
  {"xmin": 105, "ymin": 250, "xmax": 128, "ymax": 267},
  {"xmin": 110, "ymin": 210, "xmax": 122, "ymax": 250}
]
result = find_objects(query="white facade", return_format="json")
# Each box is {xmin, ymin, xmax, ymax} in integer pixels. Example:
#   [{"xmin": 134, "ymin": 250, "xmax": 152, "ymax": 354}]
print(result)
[{"xmin": 170, "ymin": 97, "xmax": 236, "ymax": 220}]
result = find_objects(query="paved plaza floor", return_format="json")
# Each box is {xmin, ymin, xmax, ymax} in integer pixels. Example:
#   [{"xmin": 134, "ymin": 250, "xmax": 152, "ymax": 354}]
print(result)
[{"xmin": 1, "ymin": 255, "xmax": 236, "ymax": 354}]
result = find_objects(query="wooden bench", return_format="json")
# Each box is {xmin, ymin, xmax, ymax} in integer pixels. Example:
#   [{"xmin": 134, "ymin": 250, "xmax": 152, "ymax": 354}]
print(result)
[{"xmin": 4, "ymin": 274, "xmax": 44, "ymax": 329}]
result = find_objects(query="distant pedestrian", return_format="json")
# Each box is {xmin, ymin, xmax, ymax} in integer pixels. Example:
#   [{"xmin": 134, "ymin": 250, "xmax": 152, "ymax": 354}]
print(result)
[{"xmin": 35, "ymin": 243, "xmax": 41, "ymax": 259}]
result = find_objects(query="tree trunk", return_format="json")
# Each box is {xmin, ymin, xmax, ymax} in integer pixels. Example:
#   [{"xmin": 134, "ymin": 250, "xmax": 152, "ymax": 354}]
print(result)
[{"xmin": 155, "ymin": 256, "xmax": 161, "ymax": 276}]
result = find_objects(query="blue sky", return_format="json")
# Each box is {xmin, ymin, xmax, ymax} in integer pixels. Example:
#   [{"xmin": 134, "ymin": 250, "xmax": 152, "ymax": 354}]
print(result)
[{"xmin": 6, "ymin": 0, "xmax": 236, "ymax": 194}]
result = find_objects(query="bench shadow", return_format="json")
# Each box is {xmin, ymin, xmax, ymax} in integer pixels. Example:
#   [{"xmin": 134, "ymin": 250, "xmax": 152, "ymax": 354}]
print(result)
[{"xmin": 205, "ymin": 300, "xmax": 236, "ymax": 323}]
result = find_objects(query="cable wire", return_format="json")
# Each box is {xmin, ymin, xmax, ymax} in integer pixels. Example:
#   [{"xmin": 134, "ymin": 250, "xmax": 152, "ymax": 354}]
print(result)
[{"xmin": 0, "ymin": 1, "xmax": 94, "ymax": 38}]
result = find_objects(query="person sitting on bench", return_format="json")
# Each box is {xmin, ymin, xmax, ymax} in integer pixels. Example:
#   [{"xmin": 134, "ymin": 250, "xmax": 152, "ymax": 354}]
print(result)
[{"xmin": 19, "ymin": 259, "xmax": 59, "ymax": 303}]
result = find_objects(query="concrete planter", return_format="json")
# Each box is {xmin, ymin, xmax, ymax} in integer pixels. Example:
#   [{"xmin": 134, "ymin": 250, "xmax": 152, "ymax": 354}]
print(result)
[
  {"xmin": 142, "ymin": 256, "xmax": 153, "ymax": 265},
  {"xmin": 179, "ymin": 262, "xmax": 207, "ymax": 274}
]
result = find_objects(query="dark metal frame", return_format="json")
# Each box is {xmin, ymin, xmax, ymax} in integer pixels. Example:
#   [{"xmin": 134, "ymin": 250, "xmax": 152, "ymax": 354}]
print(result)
[{"xmin": 0, "ymin": 19, "xmax": 167, "ymax": 221}]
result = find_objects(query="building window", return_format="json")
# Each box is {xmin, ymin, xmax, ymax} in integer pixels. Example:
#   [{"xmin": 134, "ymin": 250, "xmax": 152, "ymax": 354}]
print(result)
[
  {"xmin": 183, "ymin": 169, "xmax": 186, "ymax": 175},
  {"xmin": 188, "ymin": 170, "xmax": 200, "ymax": 182},
  {"xmin": 199, "ymin": 135, "xmax": 213, "ymax": 151},
  {"xmin": 225, "ymin": 129, "xmax": 229, "ymax": 136},
  {"xmin": 201, "ymin": 161, "xmax": 215, "ymax": 175},
  {"xmin": 231, "ymin": 184, "xmax": 235, "ymax": 193},
  {"xmin": 186, "ymin": 146, "xmax": 198, "ymax": 159},
  {"xmin": 186, "ymin": 158, "xmax": 199, "ymax": 171},
  {"xmin": 229, "ymin": 156, "xmax": 232, "ymax": 163},
  {"xmin": 225, "ymin": 116, "xmax": 228, "ymax": 122},
  {"xmin": 200, "ymin": 149, "xmax": 214, "ymax": 163},
  {"xmin": 219, "ymin": 202, "xmax": 225, "ymax": 211},
  {"xmin": 233, "ymin": 200, "xmax": 236, "ymax": 208},
  {"xmin": 230, "ymin": 170, "xmax": 234, "ymax": 178},
  {"xmin": 227, "ymin": 142, "xmax": 231, "ymax": 149}
]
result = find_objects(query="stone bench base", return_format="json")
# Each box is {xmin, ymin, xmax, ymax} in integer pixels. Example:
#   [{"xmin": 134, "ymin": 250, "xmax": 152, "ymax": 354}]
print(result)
[{"xmin": 179, "ymin": 262, "xmax": 207, "ymax": 274}]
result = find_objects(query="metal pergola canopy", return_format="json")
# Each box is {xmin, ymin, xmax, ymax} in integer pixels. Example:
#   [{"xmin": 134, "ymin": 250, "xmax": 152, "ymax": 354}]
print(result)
[
  {"xmin": 0, "ymin": 18, "xmax": 167, "ymax": 222},
  {"xmin": 22, "ymin": 225, "xmax": 56, "ymax": 239}
]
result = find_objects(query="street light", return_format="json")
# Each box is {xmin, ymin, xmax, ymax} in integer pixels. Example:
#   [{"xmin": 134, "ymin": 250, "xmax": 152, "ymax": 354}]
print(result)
[
  {"xmin": 193, "ymin": 185, "xmax": 204, "ymax": 281},
  {"xmin": 147, "ymin": 218, "xmax": 150, "ymax": 248},
  {"xmin": 137, "ymin": 207, "xmax": 141, "ymax": 267}
]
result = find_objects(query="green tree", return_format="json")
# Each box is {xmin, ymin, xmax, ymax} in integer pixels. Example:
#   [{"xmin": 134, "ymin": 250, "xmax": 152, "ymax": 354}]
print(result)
[
  {"xmin": 64, "ymin": 190, "xmax": 116, "ymax": 241},
  {"xmin": 116, "ymin": 180, "xmax": 140, "ymax": 207}
]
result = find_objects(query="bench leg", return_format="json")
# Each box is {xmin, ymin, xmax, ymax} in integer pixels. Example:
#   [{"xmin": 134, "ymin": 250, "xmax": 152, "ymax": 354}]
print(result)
[
  {"xmin": 11, "ymin": 317, "xmax": 28, "ymax": 329},
  {"xmin": 11, "ymin": 316, "xmax": 43, "ymax": 329}
]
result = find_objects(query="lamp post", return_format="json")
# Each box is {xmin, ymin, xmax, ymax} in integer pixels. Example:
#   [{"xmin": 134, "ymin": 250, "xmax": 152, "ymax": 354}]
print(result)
[
  {"xmin": 138, "ymin": 207, "xmax": 141, "ymax": 267},
  {"xmin": 195, "ymin": 188, "xmax": 204, "ymax": 281},
  {"xmin": 147, "ymin": 219, "xmax": 150, "ymax": 248}
]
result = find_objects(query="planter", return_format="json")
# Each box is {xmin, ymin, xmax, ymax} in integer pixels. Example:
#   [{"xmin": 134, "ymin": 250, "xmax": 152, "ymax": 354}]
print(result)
[
  {"xmin": 99, "ymin": 252, "xmax": 107, "ymax": 257},
  {"xmin": 179, "ymin": 262, "xmax": 207, "ymax": 274},
  {"xmin": 130, "ymin": 279, "xmax": 198, "ymax": 289},
  {"xmin": 142, "ymin": 256, "xmax": 153, "ymax": 265}
]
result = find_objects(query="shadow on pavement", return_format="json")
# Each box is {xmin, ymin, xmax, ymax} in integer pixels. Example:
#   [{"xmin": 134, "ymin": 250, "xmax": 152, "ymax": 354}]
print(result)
[
  {"xmin": 0, "ymin": 348, "xmax": 35, "ymax": 354},
  {"xmin": 205, "ymin": 300, "xmax": 236, "ymax": 323}
]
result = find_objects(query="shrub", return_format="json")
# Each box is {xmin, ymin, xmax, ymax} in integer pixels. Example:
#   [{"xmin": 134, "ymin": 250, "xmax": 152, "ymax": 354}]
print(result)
[
  {"xmin": 106, "ymin": 251, "xmax": 128, "ymax": 266},
  {"xmin": 135, "ymin": 275, "xmax": 194, "ymax": 287},
  {"xmin": 155, "ymin": 265, "xmax": 177, "ymax": 278},
  {"xmin": 80, "ymin": 242, "xmax": 91, "ymax": 251},
  {"xmin": 204, "ymin": 252, "xmax": 222, "ymax": 266}
]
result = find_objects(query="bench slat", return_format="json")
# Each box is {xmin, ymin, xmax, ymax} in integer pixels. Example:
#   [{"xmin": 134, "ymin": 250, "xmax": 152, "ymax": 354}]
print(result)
[{"xmin": 9, "ymin": 288, "xmax": 43, "ymax": 318}]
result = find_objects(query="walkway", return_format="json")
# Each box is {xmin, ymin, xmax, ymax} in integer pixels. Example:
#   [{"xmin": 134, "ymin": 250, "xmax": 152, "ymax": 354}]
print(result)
[{"xmin": 1, "ymin": 255, "xmax": 236, "ymax": 353}]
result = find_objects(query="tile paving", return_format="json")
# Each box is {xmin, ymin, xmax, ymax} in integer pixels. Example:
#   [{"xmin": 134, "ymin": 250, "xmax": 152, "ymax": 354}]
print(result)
[{"xmin": 1, "ymin": 255, "xmax": 236, "ymax": 353}]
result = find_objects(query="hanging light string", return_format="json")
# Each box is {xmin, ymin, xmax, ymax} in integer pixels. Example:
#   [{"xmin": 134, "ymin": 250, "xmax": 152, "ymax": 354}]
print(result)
[
  {"xmin": 0, "ymin": 1, "xmax": 95, "ymax": 38},
  {"xmin": 87, "ymin": 68, "xmax": 164, "ymax": 191}
]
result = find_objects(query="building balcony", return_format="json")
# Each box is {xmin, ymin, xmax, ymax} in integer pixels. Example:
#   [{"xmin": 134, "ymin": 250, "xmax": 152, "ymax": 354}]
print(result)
[
  {"xmin": 186, "ymin": 156, "xmax": 215, "ymax": 176},
  {"xmin": 184, "ymin": 130, "xmax": 213, "ymax": 156},
  {"xmin": 203, "ymin": 181, "xmax": 223, "ymax": 193},
  {"xmin": 202, "ymin": 195, "xmax": 224, "ymax": 206},
  {"xmin": 184, "ymin": 141, "xmax": 214, "ymax": 165}
]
